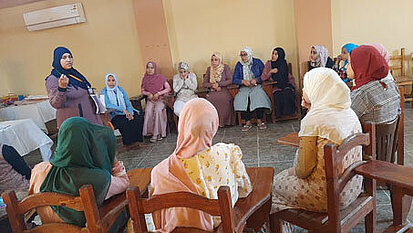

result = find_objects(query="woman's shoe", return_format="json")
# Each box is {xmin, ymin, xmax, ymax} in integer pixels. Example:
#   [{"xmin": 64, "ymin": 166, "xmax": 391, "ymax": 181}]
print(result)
[
  {"xmin": 241, "ymin": 124, "xmax": 253, "ymax": 132},
  {"xmin": 258, "ymin": 122, "xmax": 267, "ymax": 130},
  {"xmin": 157, "ymin": 135, "xmax": 163, "ymax": 141},
  {"xmin": 150, "ymin": 136, "xmax": 157, "ymax": 143}
]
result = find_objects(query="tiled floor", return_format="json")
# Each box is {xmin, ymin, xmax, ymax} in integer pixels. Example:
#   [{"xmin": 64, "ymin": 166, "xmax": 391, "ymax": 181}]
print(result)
[{"xmin": 23, "ymin": 105, "xmax": 413, "ymax": 232}]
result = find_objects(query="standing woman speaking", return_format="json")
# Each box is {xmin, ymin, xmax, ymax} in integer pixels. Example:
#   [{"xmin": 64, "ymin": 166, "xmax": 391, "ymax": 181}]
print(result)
[{"xmin": 45, "ymin": 47, "xmax": 102, "ymax": 128}]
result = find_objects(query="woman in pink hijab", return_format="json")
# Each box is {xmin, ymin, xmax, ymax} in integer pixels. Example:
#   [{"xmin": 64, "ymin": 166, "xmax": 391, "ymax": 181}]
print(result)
[
  {"xmin": 150, "ymin": 98, "xmax": 252, "ymax": 232},
  {"xmin": 141, "ymin": 62, "xmax": 171, "ymax": 143},
  {"xmin": 367, "ymin": 43, "xmax": 391, "ymax": 66}
]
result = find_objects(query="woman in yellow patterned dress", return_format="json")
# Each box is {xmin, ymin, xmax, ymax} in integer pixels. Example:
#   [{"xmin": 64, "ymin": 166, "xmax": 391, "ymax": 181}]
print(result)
[
  {"xmin": 271, "ymin": 68, "xmax": 363, "ymax": 232},
  {"xmin": 150, "ymin": 98, "xmax": 252, "ymax": 232}
]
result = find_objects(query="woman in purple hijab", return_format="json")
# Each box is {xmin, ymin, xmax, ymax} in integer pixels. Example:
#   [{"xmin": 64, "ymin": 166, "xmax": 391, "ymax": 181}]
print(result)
[{"xmin": 141, "ymin": 62, "xmax": 171, "ymax": 143}]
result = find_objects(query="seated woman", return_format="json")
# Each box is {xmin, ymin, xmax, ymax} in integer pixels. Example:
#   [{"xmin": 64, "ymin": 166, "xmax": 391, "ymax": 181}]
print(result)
[
  {"xmin": 101, "ymin": 73, "xmax": 143, "ymax": 146},
  {"xmin": 29, "ymin": 117, "xmax": 129, "ymax": 232},
  {"xmin": 0, "ymin": 143, "xmax": 31, "ymax": 193},
  {"xmin": 151, "ymin": 98, "xmax": 252, "ymax": 232},
  {"xmin": 141, "ymin": 62, "xmax": 171, "ymax": 143},
  {"xmin": 233, "ymin": 47, "xmax": 272, "ymax": 131},
  {"xmin": 347, "ymin": 45, "xmax": 400, "ymax": 124},
  {"xmin": 367, "ymin": 43, "xmax": 390, "ymax": 66},
  {"xmin": 308, "ymin": 45, "xmax": 334, "ymax": 71},
  {"xmin": 262, "ymin": 47, "xmax": 296, "ymax": 118},
  {"xmin": 333, "ymin": 43, "xmax": 358, "ymax": 85},
  {"xmin": 203, "ymin": 52, "xmax": 235, "ymax": 127},
  {"xmin": 272, "ymin": 68, "xmax": 363, "ymax": 232},
  {"xmin": 173, "ymin": 62, "xmax": 198, "ymax": 116}
]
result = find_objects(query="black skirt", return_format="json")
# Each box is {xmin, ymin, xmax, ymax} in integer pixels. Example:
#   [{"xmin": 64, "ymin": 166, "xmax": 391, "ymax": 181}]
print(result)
[{"xmin": 111, "ymin": 112, "xmax": 144, "ymax": 145}]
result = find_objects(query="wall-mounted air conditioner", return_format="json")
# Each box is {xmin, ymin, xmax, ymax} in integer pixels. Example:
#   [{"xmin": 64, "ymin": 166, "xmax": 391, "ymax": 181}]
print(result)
[{"xmin": 23, "ymin": 3, "xmax": 86, "ymax": 31}]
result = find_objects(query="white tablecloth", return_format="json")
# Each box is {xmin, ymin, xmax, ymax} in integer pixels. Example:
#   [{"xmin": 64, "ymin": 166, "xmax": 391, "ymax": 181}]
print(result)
[
  {"xmin": 0, "ymin": 119, "xmax": 53, "ymax": 161},
  {"xmin": 0, "ymin": 100, "xmax": 56, "ymax": 133}
]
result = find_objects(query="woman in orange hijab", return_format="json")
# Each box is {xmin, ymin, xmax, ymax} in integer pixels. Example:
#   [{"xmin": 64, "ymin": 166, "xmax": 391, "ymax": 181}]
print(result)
[{"xmin": 150, "ymin": 98, "xmax": 252, "ymax": 232}]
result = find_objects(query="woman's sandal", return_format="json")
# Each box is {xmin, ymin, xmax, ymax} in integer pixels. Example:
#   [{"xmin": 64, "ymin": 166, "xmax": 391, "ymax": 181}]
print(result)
[
  {"xmin": 258, "ymin": 122, "xmax": 267, "ymax": 130},
  {"xmin": 241, "ymin": 124, "xmax": 253, "ymax": 132}
]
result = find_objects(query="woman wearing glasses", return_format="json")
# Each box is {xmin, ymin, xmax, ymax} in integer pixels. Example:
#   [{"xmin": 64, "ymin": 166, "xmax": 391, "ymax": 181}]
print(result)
[
  {"xmin": 203, "ymin": 52, "xmax": 235, "ymax": 127},
  {"xmin": 233, "ymin": 47, "xmax": 271, "ymax": 131}
]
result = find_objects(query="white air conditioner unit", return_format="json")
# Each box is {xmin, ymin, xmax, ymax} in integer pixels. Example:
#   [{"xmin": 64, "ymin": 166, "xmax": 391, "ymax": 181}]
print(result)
[{"xmin": 23, "ymin": 3, "xmax": 86, "ymax": 31}]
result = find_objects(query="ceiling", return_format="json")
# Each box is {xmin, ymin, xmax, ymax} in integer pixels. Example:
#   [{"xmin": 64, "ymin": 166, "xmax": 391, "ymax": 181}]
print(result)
[{"xmin": 0, "ymin": 0, "xmax": 45, "ymax": 9}]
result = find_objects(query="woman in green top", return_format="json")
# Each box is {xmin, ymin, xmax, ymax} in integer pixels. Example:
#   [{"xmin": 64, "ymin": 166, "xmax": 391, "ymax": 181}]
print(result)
[{"xmin": 29, "ymin": 117, "xmax": 129, "ymax": 231}]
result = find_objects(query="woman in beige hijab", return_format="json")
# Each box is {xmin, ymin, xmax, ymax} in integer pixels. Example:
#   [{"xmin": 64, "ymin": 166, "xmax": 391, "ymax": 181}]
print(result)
[{"xmin": 271, "ymin": 68, "xmax": 363, "ymax": 232}]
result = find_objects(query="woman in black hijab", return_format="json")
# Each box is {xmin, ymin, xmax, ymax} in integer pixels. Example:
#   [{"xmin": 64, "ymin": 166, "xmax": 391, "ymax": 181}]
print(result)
[{"xmin": 262, "ymin": 47, "xmax": 296, "ymax": 118}]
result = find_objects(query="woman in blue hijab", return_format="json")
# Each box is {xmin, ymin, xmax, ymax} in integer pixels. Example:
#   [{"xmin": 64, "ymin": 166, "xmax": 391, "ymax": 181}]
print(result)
[
  {"xmin": 101, "ymin": 73, "xmax": 143, "ymax": 146},
  {"xmin": 334, "ymin": 43, "xmax": 358, "ymax": 85},
  {"xmin": 45, "ymin": 47, "xmax": 102, "ymax": 128}
]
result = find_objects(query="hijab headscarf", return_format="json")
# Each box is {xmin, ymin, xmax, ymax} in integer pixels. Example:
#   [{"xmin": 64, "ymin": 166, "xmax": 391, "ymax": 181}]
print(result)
[
  {"xmin": 209, "ymin": 52, "xmax": 225, "ymax": 84},
  {"xmin": 151, "ymin": 98, "xmax": 219, "ymax": 232},
  {"xmin": 240, "ymin": 47, "xmax": 254, "ymax": 81},
  {"xmin": 270, "ymin": 47, "xmax": 290, "ymax": 89},
  {"xmin": 350, "ymin": 45, "xmax": 389, "ymax": 90},
  {"xmin": 40, "ymin": 117, "xmax": 116, "ymax": 226},
  {"xmin": 342, "ymin": 43, "xmax": 359, "ymax": 72},
  {"xmin": 311, "ymin": 45, "xmax": 330, "ymax": 68},
  {"xmin": 141, "ymin": 62, "xmax": 167, "ymax": 94},
  {"xmin": 367, "ymin": 43, "xmax": 391, "ymax": 66},
  {"xmin": 104, "ymin": 73, "xmax": 126, "ymax": 110},
  {"xmin": 300, "ymin": 68, "xmax": 361, "ymax": 144},
  {"xmin": 177, "ymin": 61, "xmax": 189, "ymax": 72},
  {"xmin": 50, "ymin": 47, "xmax": 91, "ymax": 90}
]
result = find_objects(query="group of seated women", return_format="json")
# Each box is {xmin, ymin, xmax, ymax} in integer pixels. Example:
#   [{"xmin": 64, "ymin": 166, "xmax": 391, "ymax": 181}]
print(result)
[{"xmin": 1, "ymin": 41, "xmax": 402, "ymax": 233}]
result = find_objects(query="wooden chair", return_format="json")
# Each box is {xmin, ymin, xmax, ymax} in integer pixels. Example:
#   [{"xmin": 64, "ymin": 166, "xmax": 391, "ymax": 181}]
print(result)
[
  {"xmin": 270, "ymin": 133, "xmax": 376, "ymax": 233},
  {"xmin": 390, "ymin": 48, "xmax": 413, "ymax": 106},
  {"xmin": 127, "ymin": 167, "xmax": 274, "ymax": 233},
  {"xmin": 2, "ymin": 184, "xmax": 128, "ymax": 233},
  {"xmin": 354, "ymin": 160, "xmax": 413, "ymax": 232}
]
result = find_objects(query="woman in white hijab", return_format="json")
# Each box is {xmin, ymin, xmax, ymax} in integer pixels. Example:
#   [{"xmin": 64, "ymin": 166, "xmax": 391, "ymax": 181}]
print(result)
[
  {"xmin": 308, "ymin": 45, "xmax": 334, "ymax": 71},
  {"xmin": 271, "ymin": 68, "xmax": 363, "ymax": 232},
  {"xmin": 101, "ymin": 73, "xmax": 143, "ymax": 146},
  {"xmin": 233, "ymin": 47, "xmax": 272, "ymax": 131},
  {"xmin": 172, "ymin": 62, "xmax": 198, "ymax": 116}
]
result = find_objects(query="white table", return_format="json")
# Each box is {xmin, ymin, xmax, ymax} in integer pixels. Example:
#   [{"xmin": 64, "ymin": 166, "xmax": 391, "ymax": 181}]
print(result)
[
  {"xmin": 0, "ymin": 119, "xmax": 53, "ymax": 161},
  {"xmin": 0, "ymin": 100, "xmax": 56, "ymax": 133}
]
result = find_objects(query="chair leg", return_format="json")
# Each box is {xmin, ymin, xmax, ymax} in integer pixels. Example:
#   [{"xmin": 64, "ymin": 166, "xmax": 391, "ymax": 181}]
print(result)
[
  {"xmin": 269, "ymin": 214, "xmax": 283, "ymax": 233},
  {"xmin": 365, "ymin": 209, "xmax": 376, "ymax": 233},
  {"xmin": 238, "ymin": 112, "xmax": 242, "ymax": 126}
]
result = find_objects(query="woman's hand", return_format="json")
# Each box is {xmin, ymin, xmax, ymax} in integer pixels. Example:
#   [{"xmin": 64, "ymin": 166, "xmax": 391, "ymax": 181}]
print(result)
[
  {"xmin": 270, "ymin": 68, "xmax": 278, "ymax": 74},
  {"xmin": 242, "ymin": 80, "xmax": 251, "ymax": 87},
  {"xmin": 301, "ymin": 97, "xmax": 311, "ymax": 110},
  {"xmin": 123, "ymin": 110, "xmax": 133, "ymax": 120},
  {"xmin": 250, "ymin": 79, "xmax": 258, "ymax": 86},
  {"xmin": 153, "ymin": 93, "xmax": 160, "ymax": 101},
  {"xmin": 212, "ymin": 83, "xmax": 219, "ymax": 90},
  {"xmin": 58, "ymin": 74, "xmax": 69, "ymax": 88},
  {"xmin": 216, "ymin": 86, "xmax": 222, "ymax": 92}
]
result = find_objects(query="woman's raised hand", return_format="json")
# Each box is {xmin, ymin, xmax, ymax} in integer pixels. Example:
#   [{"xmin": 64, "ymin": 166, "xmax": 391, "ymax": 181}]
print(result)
[{"xmin": 58, "ymin": 74, "xmax": 69, "ymax": 88}]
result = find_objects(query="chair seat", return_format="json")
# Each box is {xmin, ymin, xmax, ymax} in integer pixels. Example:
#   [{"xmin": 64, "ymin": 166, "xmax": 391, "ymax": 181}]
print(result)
[
  {"xmin": 394, "ymin": 75, "xmax": 413, "ymax": 85},
  {"xmin": 275, "ymin": 194, "xmax": 373, "ymax": 231}
]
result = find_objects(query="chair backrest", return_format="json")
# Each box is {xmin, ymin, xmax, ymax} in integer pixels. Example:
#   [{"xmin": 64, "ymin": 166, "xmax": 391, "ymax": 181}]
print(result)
[
  {"xmin": 323, "ymin": 133, "xmax": 372, "ymax": 231},
  {"xmin": 390, "ymin": 48, "xmax": 406, "ymax": 77},
  {"xmin": 126, "ymin": 186, "xmax": 235, "ymax": 233},
  {"xmin": 2, "ymin": 184, "xmax": 127, "ymax": 233},
  {"xmin": 361, "ymin": 86, "xmax": 405, "ymax": 165}
]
